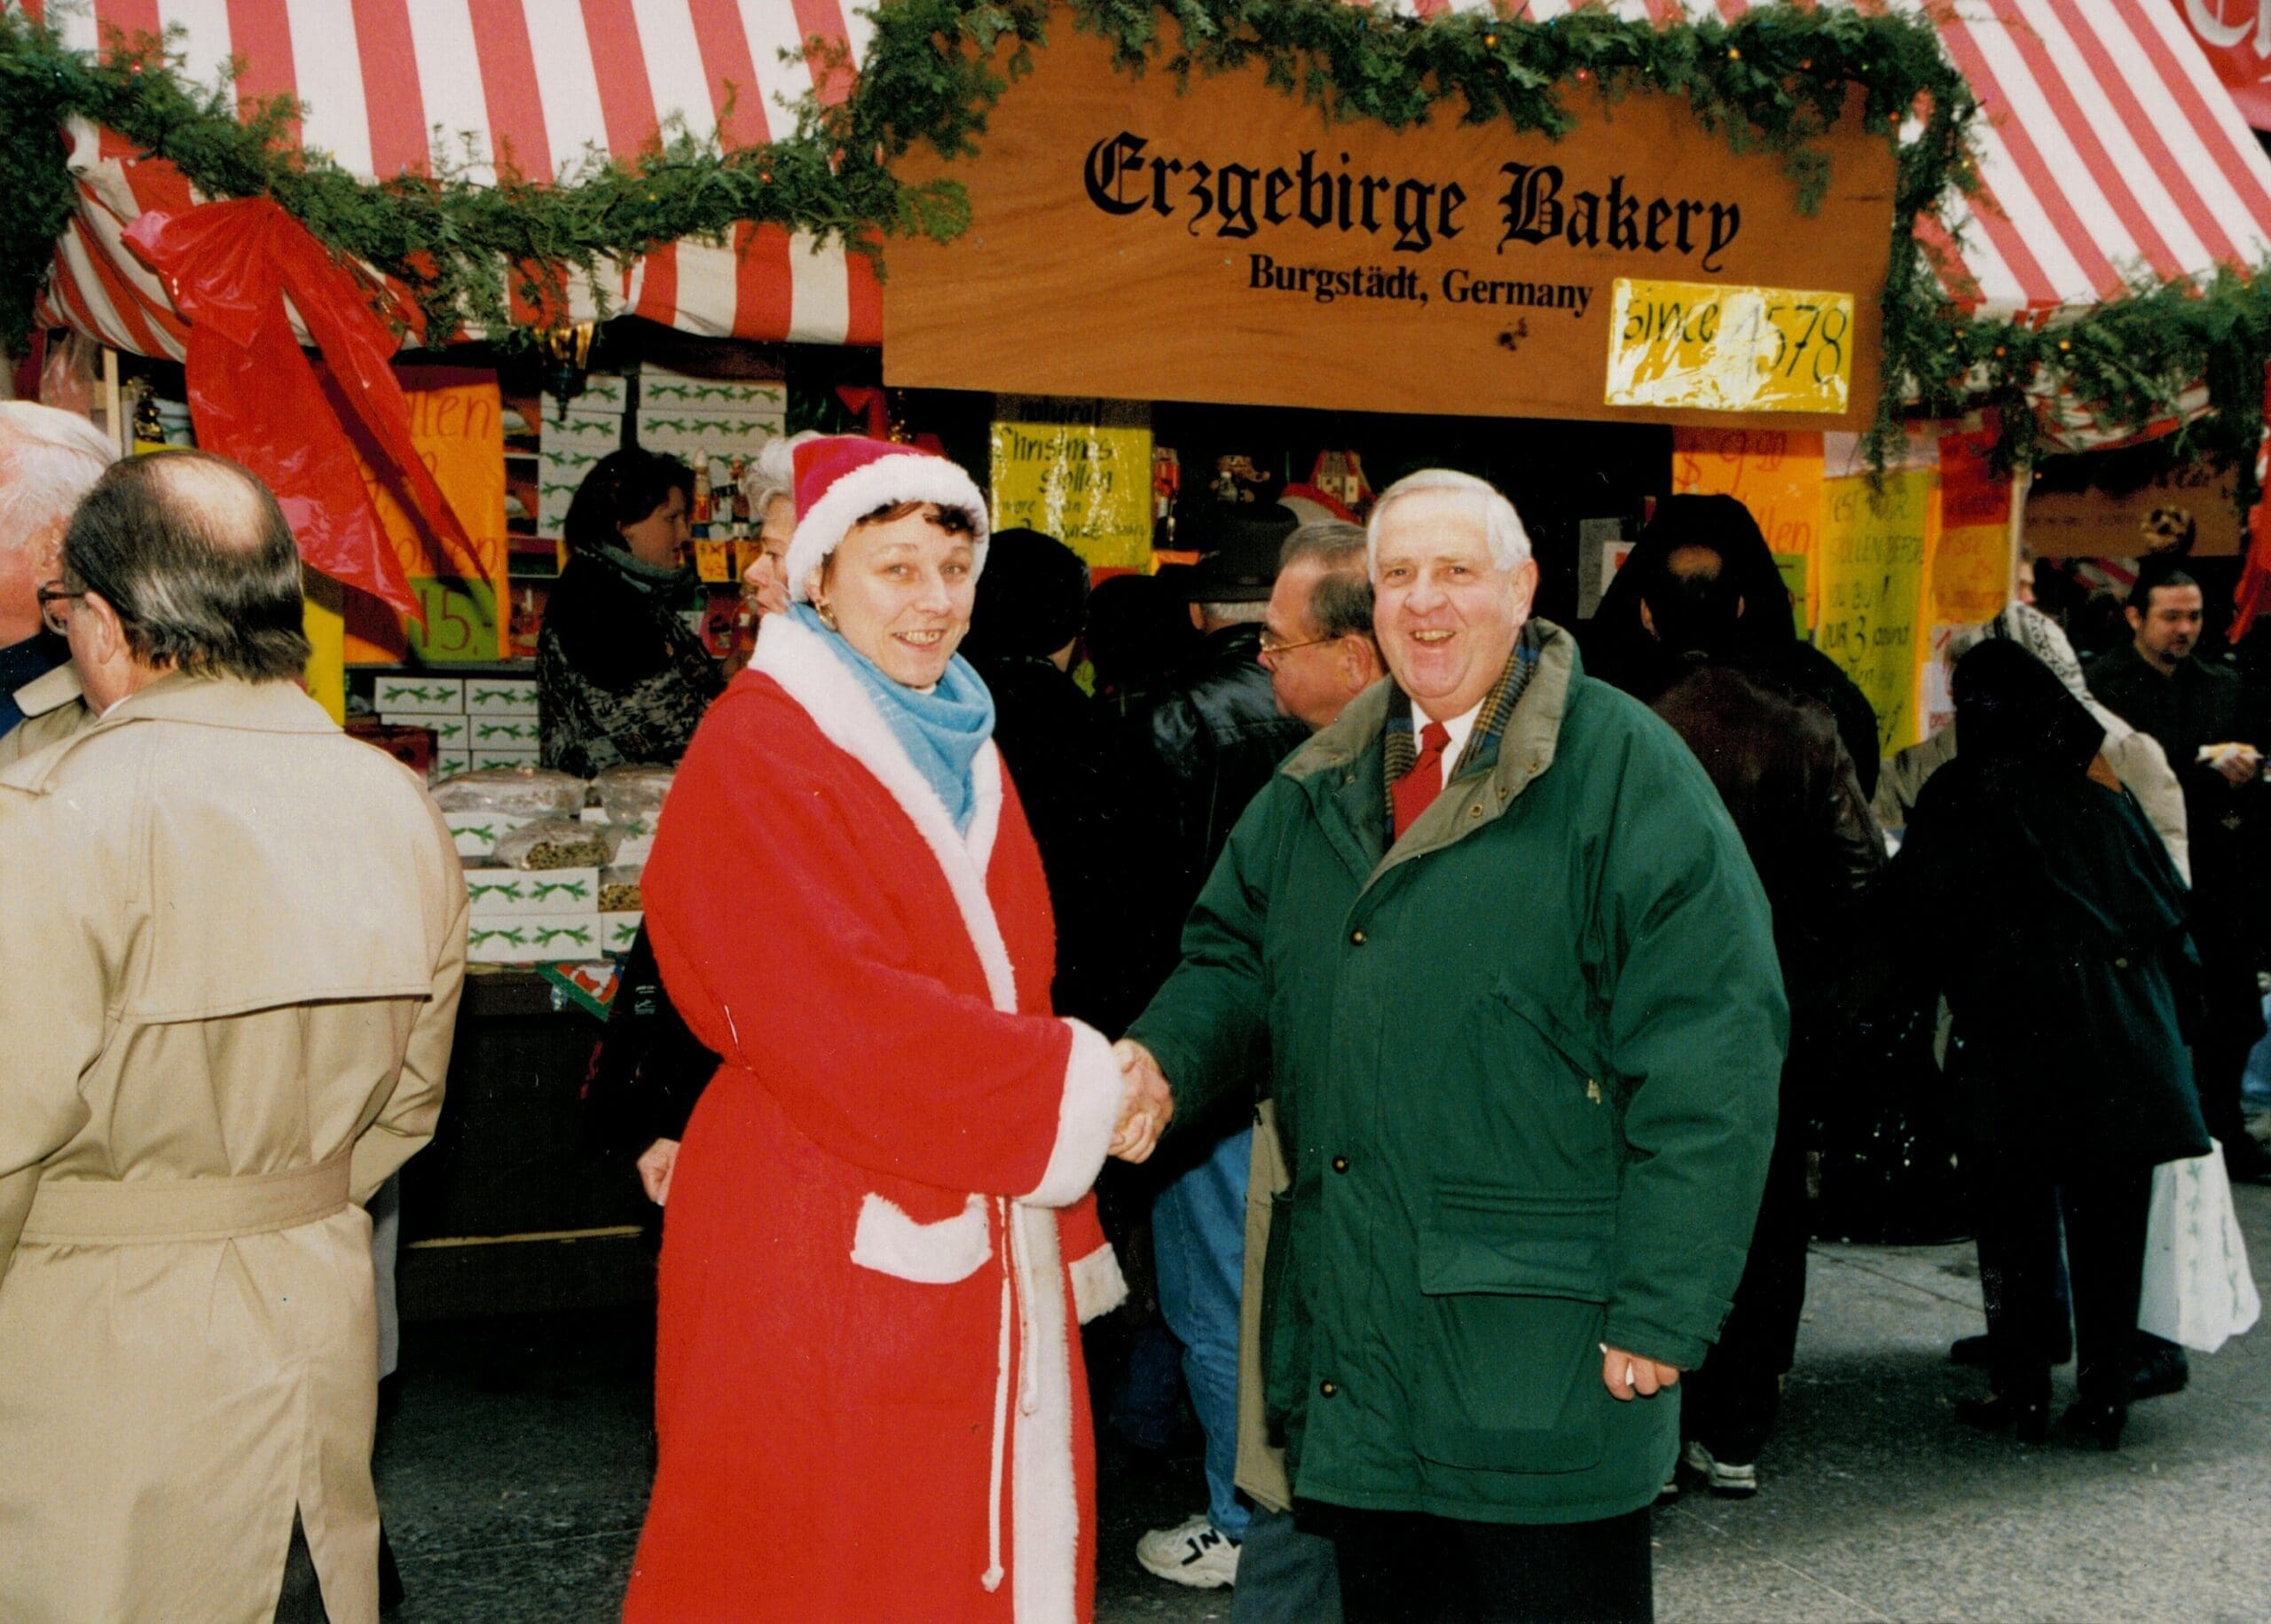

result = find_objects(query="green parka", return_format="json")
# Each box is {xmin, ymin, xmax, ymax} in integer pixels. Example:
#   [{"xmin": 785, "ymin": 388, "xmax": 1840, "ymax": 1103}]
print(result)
[{"xmin": 1127, "ymin": 621, "xmax": 1786, "ymax": 1525}]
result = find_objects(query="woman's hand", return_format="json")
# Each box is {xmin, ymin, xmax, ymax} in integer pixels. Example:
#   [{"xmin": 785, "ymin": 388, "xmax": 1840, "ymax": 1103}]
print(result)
[{"xmin": 637, "ymin": 1138, "xmax": 680, "ymax": 1206}]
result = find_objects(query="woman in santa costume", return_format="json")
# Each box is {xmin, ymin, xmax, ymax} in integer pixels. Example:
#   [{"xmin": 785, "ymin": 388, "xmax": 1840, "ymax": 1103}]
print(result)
[{"xmin": 623, "ymin": 435, "xmax": 1134, "ymax": 1621}]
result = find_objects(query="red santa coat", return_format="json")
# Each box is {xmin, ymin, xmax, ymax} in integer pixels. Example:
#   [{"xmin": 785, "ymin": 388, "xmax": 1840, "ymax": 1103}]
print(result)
[{"xmin": 624, "ymin": 608, "xmax": 1128, "ymax": 1622}]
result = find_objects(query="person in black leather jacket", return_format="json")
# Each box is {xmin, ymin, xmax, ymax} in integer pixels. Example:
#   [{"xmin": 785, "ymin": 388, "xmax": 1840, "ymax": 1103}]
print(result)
[{"xmin": 1130, "ymin": 506, "xmax": 1313, "ymax": 994}]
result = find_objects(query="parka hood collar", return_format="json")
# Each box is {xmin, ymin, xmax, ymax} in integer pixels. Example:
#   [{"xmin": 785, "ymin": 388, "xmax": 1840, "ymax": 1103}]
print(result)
[{"xmin": 1285, "ymin": 616, "xmax": 1581, "ymax": 788}]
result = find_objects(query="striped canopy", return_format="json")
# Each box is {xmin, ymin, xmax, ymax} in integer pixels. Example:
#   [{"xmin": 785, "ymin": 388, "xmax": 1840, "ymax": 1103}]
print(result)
[{"xmin": 26, "ymin": 0, "xmax": 2271, "ymax": 376}]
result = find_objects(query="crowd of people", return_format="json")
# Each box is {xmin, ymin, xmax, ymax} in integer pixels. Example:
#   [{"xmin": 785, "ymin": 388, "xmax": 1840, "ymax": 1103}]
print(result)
[{"xmin": 0, "ymin": 399, "xmax": 2259, "ymax": 1622}]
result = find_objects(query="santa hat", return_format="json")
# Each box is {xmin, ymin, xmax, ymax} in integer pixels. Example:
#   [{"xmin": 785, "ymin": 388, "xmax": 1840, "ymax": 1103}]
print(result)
[{"xmin": 783, "ymin": 435, "xmax": 990, "ymax": 602}]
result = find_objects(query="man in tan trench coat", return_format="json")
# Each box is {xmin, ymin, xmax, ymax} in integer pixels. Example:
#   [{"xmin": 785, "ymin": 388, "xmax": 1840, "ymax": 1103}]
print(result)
[{"xmin": 0, "ymin": 451, "xmax": 468, "ymax": 1623}]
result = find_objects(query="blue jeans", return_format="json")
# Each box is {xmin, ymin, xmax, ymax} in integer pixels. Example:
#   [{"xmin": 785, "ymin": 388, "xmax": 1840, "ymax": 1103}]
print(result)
[{"xmin": 1151, "ymin": 1124, "xmax": 1253, "ymax": 1541}]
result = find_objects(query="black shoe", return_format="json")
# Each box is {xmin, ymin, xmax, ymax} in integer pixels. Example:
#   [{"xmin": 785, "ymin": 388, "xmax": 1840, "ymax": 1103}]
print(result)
[
  {"xmin": 2132, "ymin": 1340, "xmax": 2191, "ymax": 1401},
  {"xmin": 1954, "ymin": 1393, "xmax": 2049, "ymax": 1444},
  {"xmin": 2060, "ymin": 1400, "xmax": 2127, "ymax": 1452},
  {"xmin": 1950, "ymin": 1332, "xmax": 2071, "ymax": 1369}
]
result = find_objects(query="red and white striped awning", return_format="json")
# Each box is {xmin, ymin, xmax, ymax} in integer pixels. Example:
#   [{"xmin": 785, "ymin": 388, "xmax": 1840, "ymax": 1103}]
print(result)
[
  {"xmin": 26, "ymin": 0, "xmax": 2271, "ymax": 364},
  {"xmin": 1419, "ymin": 0, "xmax": 2271, "ymax": 326},
  {"xmin": 24, "ymin": 0, "xmax": 880, "ymax": 357}
]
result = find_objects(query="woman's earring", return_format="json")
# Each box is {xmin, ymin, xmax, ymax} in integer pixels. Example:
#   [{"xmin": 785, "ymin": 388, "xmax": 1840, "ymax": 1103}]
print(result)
[{"xmin": 814, "ymin": 601, "xmax": 839, "ymax": 632}]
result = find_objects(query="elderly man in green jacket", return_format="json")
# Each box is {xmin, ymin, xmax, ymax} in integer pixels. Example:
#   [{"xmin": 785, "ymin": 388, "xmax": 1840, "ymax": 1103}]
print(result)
[{"xmin": 1110, "ymin": 468, "xmax": 1786, "ymax": 1622}]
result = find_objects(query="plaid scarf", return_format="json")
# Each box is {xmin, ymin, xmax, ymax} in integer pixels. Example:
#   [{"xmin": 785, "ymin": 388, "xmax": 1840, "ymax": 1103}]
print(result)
[{"xmin": 1380, "ymin": 620, "xmax": 1543, "ymax": 832}]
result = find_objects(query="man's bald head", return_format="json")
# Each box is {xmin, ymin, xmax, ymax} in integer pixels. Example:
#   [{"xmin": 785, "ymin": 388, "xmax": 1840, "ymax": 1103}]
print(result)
[{"xmin": 61, "ymin": 451, "xmax": 310, "ymax": 682}]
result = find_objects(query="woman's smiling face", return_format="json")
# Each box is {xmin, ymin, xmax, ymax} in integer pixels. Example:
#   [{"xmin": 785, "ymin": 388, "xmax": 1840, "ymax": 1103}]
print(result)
[{"xmin": 812, "ymin": 506, "xmax": 978, "ymax": 689}]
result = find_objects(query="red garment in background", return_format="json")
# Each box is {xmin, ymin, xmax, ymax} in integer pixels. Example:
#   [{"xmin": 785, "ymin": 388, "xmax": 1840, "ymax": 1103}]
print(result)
[{"xmin": 122, "ymin": 198, "xmax": 475, "ymax": 615}]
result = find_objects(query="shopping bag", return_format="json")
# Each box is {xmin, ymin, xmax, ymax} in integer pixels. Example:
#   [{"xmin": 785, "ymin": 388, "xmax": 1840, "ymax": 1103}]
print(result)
[{"xmin": 2138, "ymin": 1141, "xmax": 2263, "ymax": 1353}]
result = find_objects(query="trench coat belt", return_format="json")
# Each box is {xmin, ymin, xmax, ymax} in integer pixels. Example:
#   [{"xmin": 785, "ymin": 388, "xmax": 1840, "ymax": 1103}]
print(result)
[{"xmin": 19, "ymin": 1154, "xmax": 354, "ymax": 1243}]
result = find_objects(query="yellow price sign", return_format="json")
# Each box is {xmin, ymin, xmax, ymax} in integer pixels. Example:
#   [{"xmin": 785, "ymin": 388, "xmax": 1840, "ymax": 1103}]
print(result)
[{"xmin": 1605, "ymin": 279, "xmax": 1853, "ymax": 414}]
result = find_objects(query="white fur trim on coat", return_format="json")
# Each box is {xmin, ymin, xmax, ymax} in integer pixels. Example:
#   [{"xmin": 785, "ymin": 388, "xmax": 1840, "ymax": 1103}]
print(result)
[
  {"xmin": 850, "ymin": 1193, "xmax": 993, "ymax": 1284},
  {"xmin": 1023, "ymin": 1017, "xmax": 1123, "ymax": 1210},
  {"xmin": 1010, "ymin": 1203, "xmax": 1078, "ymax": 1623},
  {"xmin": 750, "ymin": 611, "xmax": 1017, "ymax": 1012},
  {"xmin": 1070, "ymin": 1243, "xmax": 1129, "ymax": 1326},
  {"xmin": 786, "ymin": 451, "xmax": 991, "ymax": 603}
]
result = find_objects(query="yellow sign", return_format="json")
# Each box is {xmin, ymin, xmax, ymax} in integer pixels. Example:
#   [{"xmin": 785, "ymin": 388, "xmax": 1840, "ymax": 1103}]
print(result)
[
  {"xmin": 989, "ymin": 421, "xmax": 1154, "ymax": 570},
  {"xmin": 345, "ymin": 371, "xmax": 510, "ymax": 663},
  {"xmin": 1930, "ymin": 524, "xmax": 2012, "ymax": 628},
  {"xmin": 1817, "ymin": 469, "xmax": 1937, "ymax": 753},
  {"xmin": 1607, "ymin": 279, "xmax": 1855, "ymax": 415}
]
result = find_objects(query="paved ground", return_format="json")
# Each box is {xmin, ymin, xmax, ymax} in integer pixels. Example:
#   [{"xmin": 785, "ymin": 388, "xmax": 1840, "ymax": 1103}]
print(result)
[{"xmin": 375, "ymin": 1183, "xmax": 2269, "ymax": 1621}]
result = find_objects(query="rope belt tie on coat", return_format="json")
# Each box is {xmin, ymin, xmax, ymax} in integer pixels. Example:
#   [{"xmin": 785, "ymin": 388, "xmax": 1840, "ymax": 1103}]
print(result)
[
  {"xmin": 982, "ymin": 1196, "xmax": 1012, "ymax": 1594},
  {"xmin": 979, "ymin": 1196, "xmax": 1047, "ymax": 1595},
  {"xmin": 19, "ymin": 1154, "xmax": 353, "ymax": 1243}
]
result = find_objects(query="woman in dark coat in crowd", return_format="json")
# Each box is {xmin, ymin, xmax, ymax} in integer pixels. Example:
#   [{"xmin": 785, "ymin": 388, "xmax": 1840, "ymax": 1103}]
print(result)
[
  {"xmin": 538, "ymin": 449, "xmax": 722, "ymax": 777},
  {"xmin": 1890, "ymin": 639, "xmax": 2209, "ymax": 1449},
  {"xmin": 1592, "ymin": 493, "xmax": 1882, "ymax": 798},
  {"xmin": 961, "ymin": 529, "xmax": 1158, "ymax": 1038}
]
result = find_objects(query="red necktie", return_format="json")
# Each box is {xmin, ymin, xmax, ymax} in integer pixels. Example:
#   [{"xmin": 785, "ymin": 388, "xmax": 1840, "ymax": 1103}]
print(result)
[{"xmin": 1392, "ymin": 720, "xmax": 1452, "ymax": 840}]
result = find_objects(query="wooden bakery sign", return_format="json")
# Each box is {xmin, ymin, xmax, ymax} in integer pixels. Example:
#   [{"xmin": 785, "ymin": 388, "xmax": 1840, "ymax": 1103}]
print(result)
[{"xmin": 884, "ymin": 15, "xmax": 1894, "ymax": 428}]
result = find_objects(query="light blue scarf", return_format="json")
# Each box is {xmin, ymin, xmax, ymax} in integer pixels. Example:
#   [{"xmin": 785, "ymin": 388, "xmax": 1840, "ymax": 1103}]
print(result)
[{"xmin": 792, "ymin": 603, "xmax": 995, "ymax": 832}]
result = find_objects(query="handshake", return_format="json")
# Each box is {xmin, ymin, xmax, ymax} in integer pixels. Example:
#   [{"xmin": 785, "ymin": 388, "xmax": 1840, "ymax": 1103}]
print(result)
[{"xmin": 1108, "ymin": 1040, "xmax": 1174, "ymax": 1163}]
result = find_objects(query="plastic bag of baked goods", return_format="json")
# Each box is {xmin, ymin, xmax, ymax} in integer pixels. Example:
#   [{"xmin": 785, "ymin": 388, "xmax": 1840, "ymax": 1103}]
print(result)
[
  {"xmin": 593, "ymin": 764, "xmax": 673, "ymax": 836},
  {"xmin": 493, "ymin": 817, "xmax": 612, "ymax": 871},
  {"xmin": 599, "ymin": 865, "xmax": 645, "ymax": 914},
  {"xmin": 429, "ymin": 765, "xmax": 587, "ymax": 820}
]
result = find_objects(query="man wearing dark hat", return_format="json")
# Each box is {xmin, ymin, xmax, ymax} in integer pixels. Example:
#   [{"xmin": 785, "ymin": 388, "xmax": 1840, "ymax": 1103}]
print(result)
[{"xmin": 1127, "ymin": 502, "xmax": 1309, "ymax": 1589}]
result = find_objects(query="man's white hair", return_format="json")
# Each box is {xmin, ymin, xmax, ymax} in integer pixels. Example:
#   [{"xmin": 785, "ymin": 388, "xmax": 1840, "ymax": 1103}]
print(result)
[
  {"xmin": 0, "ymin": 402, "xmax": 116, "ymax": 553},
  {"xmin": 1365, "ymin": 468, "xmax": 1532, "ymax": 580}
]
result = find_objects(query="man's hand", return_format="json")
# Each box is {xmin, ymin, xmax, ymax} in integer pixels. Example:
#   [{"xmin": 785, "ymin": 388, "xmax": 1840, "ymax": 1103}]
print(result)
[
  {"xmin": 2214, "ymin": 743, "xmax": 2261, "ymax": 788},
  {"xmin": 1110, "ymin": 1040, "xmax": 1173, "ymax": 1163},
  {"xmin": 636, "ymin": 1137, "xmax": 680, "ymax": 1206},
  {"xmin": 1599, "ymin": 1344, "xmax": 1682, "ymax": 1401}
]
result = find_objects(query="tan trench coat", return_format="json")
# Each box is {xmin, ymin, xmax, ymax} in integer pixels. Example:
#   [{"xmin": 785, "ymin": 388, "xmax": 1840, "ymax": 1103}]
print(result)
[
  {"xmin": 0, "ymin": 674, "xmax": 468, "ymax": 1624},
  {"xmin": 0, "ymin": 659, "xmax": 89, "ymax": 769}
]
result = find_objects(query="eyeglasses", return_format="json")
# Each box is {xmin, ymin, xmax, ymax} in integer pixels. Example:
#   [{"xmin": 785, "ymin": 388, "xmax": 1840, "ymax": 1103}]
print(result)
[
  {"xmin": 1258, "ymin": 632, "xmax": 1335, "ymax": 659},
  {"xmin": 35, "ymin": 580, "xmax": 87, "ymax": 635}
]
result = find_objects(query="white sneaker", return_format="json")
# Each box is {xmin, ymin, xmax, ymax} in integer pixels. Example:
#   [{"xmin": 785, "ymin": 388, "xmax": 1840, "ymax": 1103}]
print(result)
[
  {"xmin": 1682, "ymin": 1439, "xmax": 1758, "ymax": 1498},
  {"xmin": 1136, "ymin": 1512, "xmax": 1241, "ymax": 1589}
]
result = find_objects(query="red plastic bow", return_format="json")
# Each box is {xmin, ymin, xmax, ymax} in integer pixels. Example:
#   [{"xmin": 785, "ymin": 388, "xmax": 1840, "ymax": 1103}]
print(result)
[{"xmin": 123, "ymin": 198, "xmax": 475, "ymax": 616}]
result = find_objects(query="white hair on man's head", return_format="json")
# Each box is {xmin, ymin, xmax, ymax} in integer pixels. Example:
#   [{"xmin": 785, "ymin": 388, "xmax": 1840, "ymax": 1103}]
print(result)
[
  {"xmin": 749, "ymin": 428, "xmax": 822, "ymax": 514},
  {"xmin": 0, "ymin": 402, "xmax": 115, "ymax": 553},
  {"xmin": 1365, "ymin": 467, "xmax": 1531, "ymax": 580}
]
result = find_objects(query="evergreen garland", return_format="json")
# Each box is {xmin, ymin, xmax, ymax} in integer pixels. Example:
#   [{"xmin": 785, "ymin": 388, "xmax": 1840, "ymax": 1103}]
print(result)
[{"xmin": 0, "ymin": 0, "xmax": 2263, "ymax": 487}]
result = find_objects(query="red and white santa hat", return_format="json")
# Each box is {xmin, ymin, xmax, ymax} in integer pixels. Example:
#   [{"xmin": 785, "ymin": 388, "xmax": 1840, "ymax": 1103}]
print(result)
[{"xmin": 783, "ymin": 435, "xmax": 991, "ymax": 603}]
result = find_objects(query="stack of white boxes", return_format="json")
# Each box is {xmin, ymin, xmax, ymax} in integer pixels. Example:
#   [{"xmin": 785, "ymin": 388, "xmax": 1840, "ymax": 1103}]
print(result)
[
  {"xmin": 464, "ymin": 677, "xmax": 542, "ymax": 771},
  {"xmin": 539, "ymin": 373, "xmax": 628, "ymax": 538},
  {"xmin": 376, "ymin": 675, "xmax": 468, "ymax": 781},
  {"xmin": 463, "ymin": 865, "xmax": 605, "ymax": 964}
]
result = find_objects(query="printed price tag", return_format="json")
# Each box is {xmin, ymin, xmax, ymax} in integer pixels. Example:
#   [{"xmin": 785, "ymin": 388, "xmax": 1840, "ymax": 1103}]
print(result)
[{"xmin": 1605, "ymin": 279, "xmax": 1853, "ymax": 414}]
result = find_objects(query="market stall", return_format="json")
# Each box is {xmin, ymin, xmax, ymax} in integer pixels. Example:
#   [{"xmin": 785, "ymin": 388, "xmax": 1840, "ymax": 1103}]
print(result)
[{"xmin": 13, "ymin": 0, "xmax": 2271, "ymax": 1302}]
